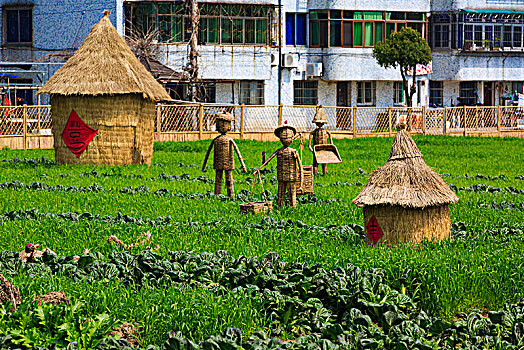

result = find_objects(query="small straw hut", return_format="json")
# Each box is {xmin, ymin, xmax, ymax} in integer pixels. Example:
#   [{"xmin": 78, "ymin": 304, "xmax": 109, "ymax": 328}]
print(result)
[
  {"xmin": 352, "ymin": 122, "xmax": 458, "ymax": 245},
  {"xmin": 38, "ymin": 10, "xmax": 170, "ymax": 165}
]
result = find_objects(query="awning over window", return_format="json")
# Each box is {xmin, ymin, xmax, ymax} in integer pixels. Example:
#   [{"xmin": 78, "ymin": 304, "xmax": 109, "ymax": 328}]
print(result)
[{"xmin": 462, "ymin": 9, "xmax": 524, "ymax": 14}]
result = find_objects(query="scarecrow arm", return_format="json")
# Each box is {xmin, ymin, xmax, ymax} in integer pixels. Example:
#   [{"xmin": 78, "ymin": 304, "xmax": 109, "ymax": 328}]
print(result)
[
  {"xmin": 295, "ymin": 149, "xmax": 304, "ymax": 190},
  {"xmin": 308, "ymin": 132, "xmax": 314, "ymax": 152},
  {"xmin": 202, "ymin": 139, "xmax": 214, "ymax": 172},
  {"xmin": 253, "ymin": 149, "xmax": 278, "ymax": 175},
  {"xmin": 327, "ymin": 130, "xmax": 333, "ymax": 144},
  {"xmin": 231, "ymin": 139, "xmax": 247, "ymax": 172}
]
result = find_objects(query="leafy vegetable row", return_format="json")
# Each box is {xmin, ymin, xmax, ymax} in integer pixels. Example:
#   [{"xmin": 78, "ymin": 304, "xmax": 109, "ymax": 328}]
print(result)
[
  {"xmin": 0, "ymin": 181, "xmax": 343, "ymax": 205},
  {"xmin": 0, "ymin": 208, "xmax": 360, "ymax": 237},
  {"xmin": 449, "ymin": 183, "xmax": 524, "ymax": 195},
  {"xmin": 3, "ymin": 250, "xmax": 524, "ymax": 349}
]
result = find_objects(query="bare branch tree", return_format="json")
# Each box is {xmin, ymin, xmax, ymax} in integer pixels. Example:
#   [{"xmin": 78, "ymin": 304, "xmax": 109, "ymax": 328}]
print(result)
[{"xmin": 125, "ymin": 20, "xmax": 162, "ymax": 62}]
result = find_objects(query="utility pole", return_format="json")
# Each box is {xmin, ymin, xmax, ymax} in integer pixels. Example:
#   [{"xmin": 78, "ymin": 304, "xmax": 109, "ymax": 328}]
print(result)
[
  {"xmin": 186, "ymin": 0, "xmax": 200, "ymax": 102},
  {"xmin": 277, "ymin": 0, "xmax": 282, "ymax": 106}
]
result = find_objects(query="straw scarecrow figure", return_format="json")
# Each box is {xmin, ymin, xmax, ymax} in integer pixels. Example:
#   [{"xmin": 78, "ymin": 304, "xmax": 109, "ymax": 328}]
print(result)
[
  {"xmin": 255, "ymin": 122, "xmax": 303, "ymax": 207},
  {"xmin": 308, "ymin": 105, "xmax": 333, "ymax": 174},
  {"xmin": 202, "ymin": 112, "xmax": 247, "ymax": 198},
  {"xmin": 353, "ymin": 118, "xmax": 459, "ymax": 245}
]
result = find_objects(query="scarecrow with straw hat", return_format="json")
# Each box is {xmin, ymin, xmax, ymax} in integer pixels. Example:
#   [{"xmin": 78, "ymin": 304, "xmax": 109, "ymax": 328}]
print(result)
[
  {"xmin": 202, "ymin": 111, "xmax": 247, "ymax": 198},
  {"xmin": 254, "ymin": 121, "xmax": 303, "ymax": 207},
  {"xmin": 308, "ymin": 105, "xmax": 333, "ymax": 174}
]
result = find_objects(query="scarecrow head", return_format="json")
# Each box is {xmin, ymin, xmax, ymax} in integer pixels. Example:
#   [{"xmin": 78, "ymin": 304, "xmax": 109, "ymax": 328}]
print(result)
[
  {"xmin": 215, "ymin": 111, "xmax": 234, "ymax": 134},
  {"xmin": 274, "ymin": 121, "xmax": 297, "ymax": 147},
  {"xmin": 312, "ymin": 105, "xmax": 327, "ymax": 127}
]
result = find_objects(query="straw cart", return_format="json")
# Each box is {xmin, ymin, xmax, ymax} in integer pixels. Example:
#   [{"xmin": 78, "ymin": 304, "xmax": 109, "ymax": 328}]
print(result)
[
  {"xmin": 38, "ymin": 11, "xmax": 170, "ymax": 165},
  {"xmin": 352, "ymin": 123, "xmax": 458, "ymax": 245}
]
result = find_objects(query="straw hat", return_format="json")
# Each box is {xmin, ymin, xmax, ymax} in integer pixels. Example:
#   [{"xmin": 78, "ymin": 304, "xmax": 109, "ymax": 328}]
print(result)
[
  {"xmin": 215, "ymin": 111, "xmax": 234, "ymax": 121},
  {"xmin": 274, "ymin": 120, "xmax": 297, "ymax": 137},
  {"xmin": 353, "ymin": 123, "xmax": 459, "ymax": 208},
  {"xmin": 312, "ymin": 105, "xmax": 327, "ymax": 124}
]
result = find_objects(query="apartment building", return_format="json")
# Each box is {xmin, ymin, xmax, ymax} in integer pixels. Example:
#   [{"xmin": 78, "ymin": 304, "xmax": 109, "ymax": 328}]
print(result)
[
  {"xmin": 0, "ymin": 0, "xmax": 124, "ymax": 104},
  {"xmin": 429, "ymin": 0, "xmax": 524, "ymax": 107},
  {"xmin": 0, "ymin": 0, "xmax": 522, "ymax": 108},
  {"xmin": 123, "ymin": 0, "xmax": 431, "ymax": 108}
]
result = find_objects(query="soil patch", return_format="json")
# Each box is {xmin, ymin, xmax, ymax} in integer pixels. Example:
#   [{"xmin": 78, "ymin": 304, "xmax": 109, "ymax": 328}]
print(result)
[
  {"xmin": 0, "ymin": 275, "xmax": 21, "ymax": 312},
  {"xmin": 35, "ymin": 291, "xmax": 70, "ymax": 306},
  {"xmin": 110, "ymin": 322, "xmax": 141, "ymax": 347}
]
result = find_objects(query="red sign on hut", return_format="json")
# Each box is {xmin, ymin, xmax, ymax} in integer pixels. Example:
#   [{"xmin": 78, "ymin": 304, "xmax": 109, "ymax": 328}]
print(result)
[
  {"xmin": 366, "ymin": 215, "xmax": 384, "ymax": 245},
  {"xmin": 61, "ymin": 110, "xmax": 97, "ymax": 157}
]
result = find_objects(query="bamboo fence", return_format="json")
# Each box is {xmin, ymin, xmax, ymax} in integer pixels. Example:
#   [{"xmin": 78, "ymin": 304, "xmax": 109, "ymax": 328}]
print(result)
[{"xmin": 0, "ymin": 104, "xmax": 523, "ymax": 149}]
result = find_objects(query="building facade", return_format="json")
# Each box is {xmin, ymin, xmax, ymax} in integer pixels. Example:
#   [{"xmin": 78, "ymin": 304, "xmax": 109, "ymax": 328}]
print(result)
[
  {"xmin": 0, "ymin": 0, "xmax": 522, "ymax": 108},
  {"xmin": 429, "ymin": 0, "xmax": 524, "ymax": 107}
]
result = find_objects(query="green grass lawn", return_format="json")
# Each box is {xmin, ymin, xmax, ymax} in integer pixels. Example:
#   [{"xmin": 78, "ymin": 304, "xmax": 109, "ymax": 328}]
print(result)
[{"xmin": 0, "ymin": 135, "xmax": 523, "ymax": 348}]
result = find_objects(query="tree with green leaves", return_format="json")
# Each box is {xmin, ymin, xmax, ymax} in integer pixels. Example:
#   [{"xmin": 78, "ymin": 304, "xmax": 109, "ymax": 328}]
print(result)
[{"xmin": 373, "ymin": 27, "xmax": 432, "ymax": 108}]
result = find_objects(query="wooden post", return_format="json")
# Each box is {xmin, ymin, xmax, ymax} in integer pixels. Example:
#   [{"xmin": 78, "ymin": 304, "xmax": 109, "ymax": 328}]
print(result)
[
  {"xmin": 475, "ymin": 105, "xmax": 479, "ymax": 131},
  {"xmin": 388, "ymin": 106, "xmax": 392, "ymax": 136},
  {"xmin": 240, "ymin": 104, "xmax": 245, "ymax": 139},
  {"xmin": 278, "ymin": 104, "xmax": 283, "ymax": 125},
  {"xmin": 422, "ymin": 106, "xmax": 426, "ymax": 134},
  {"xmin": 443, "ymin": 107, "xmax": 447, "ymax": 135},
  {"xmin": 408, "ymin": 107, "xmax": 413, "ymax": 131},
  {"xmin": 37, "ymin": 95, "xmax": 42, "ymax": 136},
  {"xmin": 352, "ymin": 106, "xmax": 357, "ymax": 137},
  {"xmin": 156, "ymin": 105, "xmax": 161, "ymax": 141},
  {"xmin": 463, "ymin": 105, "xmax": 467, "ymax": 136},
  {"xmin": 497, "ymin": 105, "xmax": 501, "ymax": 134},
  {"xmin": 198, "ymin": 104, "xmax": 203, "ymax": 140},
  {"xmin": 23, "ymin": 105, "xmax": 27, "ymax": 150}
]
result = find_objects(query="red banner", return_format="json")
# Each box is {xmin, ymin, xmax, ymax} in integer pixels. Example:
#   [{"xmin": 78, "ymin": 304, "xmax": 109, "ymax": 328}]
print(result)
[
  {"xmin": 61, "ymin": 110, "xmax": 97, "ymax": 157},
  {"xmin": 366, "ymin": 215, "xmax": 384, "ymax": 245}
]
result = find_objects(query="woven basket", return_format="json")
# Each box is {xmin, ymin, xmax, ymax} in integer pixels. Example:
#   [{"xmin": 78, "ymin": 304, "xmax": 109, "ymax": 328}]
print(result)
[
  {"xmin": 296, "ymin": 165, "xmax": 314, "ymax": 195},
  {"xmin": 240, "ymin": 201, "xmax": 273, "ymax": 214},
  {"xmin": 240, "ymin": 172, "xmax": 273, "ymax": 214}
]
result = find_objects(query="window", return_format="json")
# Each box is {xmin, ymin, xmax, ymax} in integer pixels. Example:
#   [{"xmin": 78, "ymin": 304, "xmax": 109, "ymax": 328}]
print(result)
[
  {"xmin": 5, "ymin": 8, "xmax": 32, "ymax": 44},
  {"xmin": 459, "ymin": 82, "xmax": 477, "ymax": 106},
  {"xmin": 429, "ymin": 81, "xmax": 443, "ymax": 107},
  {"xmin": 309, "ymin": 10, "xmax": 426, "ymax": 48},
  {"xmin": 512, "ymin": 82, "xmax": 524, "ymax": 94},
  {"xmin": 434, "ymin": 25, "xmax": 450, "ymax": 48},
  {"xmin": 357, "ymin": 81, "xmax": 376, "ymax": 105},
  {"xmin": 393, "ymin": 82, "xmax": 405, "ymax": 105},
  {"xmin": 293, "ymin": 80, "xmax": 318, "ymax": 105},
  {"xmin": 434, "ymin": 12, "xmax": 524, "ymax": 50},
  {"xmin": 286, "ymin": 13, "xmax": 307, "ymax": 45},
  {"xmin": 165, "ymin": 83, "xmax": 216, "ymax": 103},
  {"xmin": 125, "ymin": 2, "xmax": 274, "ymax": 45},
  {"xmin": 239, "ymin": 81, "xmax": 264, "ymax": 105}
]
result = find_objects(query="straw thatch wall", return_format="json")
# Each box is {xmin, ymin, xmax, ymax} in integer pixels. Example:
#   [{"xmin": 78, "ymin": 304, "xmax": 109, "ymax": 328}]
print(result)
[
  {"xmin": 363, "ymin": 205, "xmax": 451, "ymax": 245},
  {"xmin": 52, "ymin": 94, "xmax": 155, "ymax": 165}
]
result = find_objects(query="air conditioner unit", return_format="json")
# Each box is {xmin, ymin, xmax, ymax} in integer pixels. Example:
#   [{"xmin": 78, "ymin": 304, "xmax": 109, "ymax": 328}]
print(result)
[
  {"xmin": 282, "ymin": 53, "xmax": 299, "ymax": 68},
  {"xmin": 270, "ymin": 53, "xmax": 278, "ymax": 66},
  {"xmin": 306, "ymin": 62, "xmax": 323, "ymax": 77}
]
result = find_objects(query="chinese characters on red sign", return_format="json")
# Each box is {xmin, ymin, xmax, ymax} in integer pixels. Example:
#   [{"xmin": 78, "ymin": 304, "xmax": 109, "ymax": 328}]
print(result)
[
  {"xmin": 61, "ymin": 110, "xmax": 97, "ymax": 157},
  {"xmin": 366, "ymin": 215, "xmax": 384, "ymax": 245}
]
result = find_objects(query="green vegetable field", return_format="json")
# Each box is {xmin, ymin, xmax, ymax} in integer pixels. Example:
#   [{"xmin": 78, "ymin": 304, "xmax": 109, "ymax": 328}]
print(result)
[{"xmin": 0, "ymin": 135, "xmax": 523, "ymax": 349}]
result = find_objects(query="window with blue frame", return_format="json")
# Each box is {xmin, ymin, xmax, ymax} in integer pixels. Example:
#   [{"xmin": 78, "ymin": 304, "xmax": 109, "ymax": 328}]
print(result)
[
  {"xmin": 5, "ymin": 8, "xmax": 32, "ymax": 44},
  {"xmin": 286, "ymin": 13, "xmax": 306, "ymax": 46}
]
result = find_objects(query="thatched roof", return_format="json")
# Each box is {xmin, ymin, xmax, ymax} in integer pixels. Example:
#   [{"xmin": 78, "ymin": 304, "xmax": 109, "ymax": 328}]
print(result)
[
  {"xmin": 353, "ymin": 124, "xmax": 459, "ymax": 208},
  {"xmin": 38, "ymin": 11, "xmax": 170, "ymax": 101}
]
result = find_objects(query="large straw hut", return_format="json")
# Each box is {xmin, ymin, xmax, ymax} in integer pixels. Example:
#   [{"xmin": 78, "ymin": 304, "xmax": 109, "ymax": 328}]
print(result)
[
  {"xmin": 352, "ymin": 123, "xmax": 458, "ymax": 245},
  {"xmin": 38, "ymin": 11, "xmax": 170, "ymax": 165}
]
